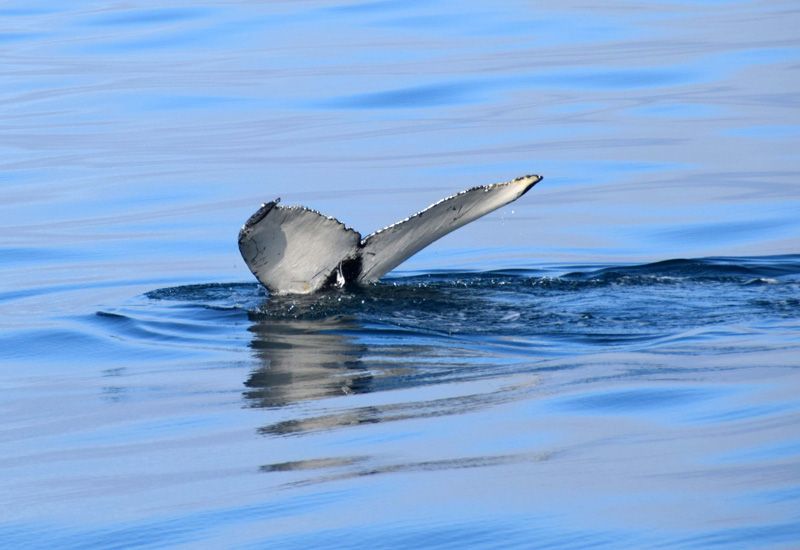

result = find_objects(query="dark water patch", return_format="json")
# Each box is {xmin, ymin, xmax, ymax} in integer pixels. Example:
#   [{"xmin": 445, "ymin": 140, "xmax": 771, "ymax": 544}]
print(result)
[
  {"xmin": 563, "ymin": 255, "xmax": 800, "ymax": 281},
  {"xmin": 321, "ymin": 82, "xmax": 476, "ymax": 109},
  {"xmin": 749, "ymin": 296, "xmax": 800, "ymax": 317},
  {"xmin": 556, "ymin": 387, "xmax": 711, "ymax": 414},
  {"xmin": 146, "ymin": 282, "xmax": 266, "ymax": 306},
  {"xmin": 131, "ymin": 256, "xmax": 800, "ymax": 352}
]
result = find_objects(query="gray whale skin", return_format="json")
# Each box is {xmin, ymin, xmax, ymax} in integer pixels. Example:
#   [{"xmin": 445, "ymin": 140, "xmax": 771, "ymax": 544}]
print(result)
[{"xmin": 238, "ymin": 174, "xmax": 542, "ymax": 295}]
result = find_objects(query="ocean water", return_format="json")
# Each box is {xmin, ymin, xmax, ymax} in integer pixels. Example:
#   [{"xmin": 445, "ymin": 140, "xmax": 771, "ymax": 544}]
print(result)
[{"xmin": 1, "ymin": 1, "xmax": 799, "ymax": 548}]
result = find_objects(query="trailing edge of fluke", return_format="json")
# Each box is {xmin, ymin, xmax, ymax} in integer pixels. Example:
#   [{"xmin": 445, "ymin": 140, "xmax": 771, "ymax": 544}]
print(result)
[{"xmin": 238, "ymin": 174, "xmax": 542, "ymax": 295}]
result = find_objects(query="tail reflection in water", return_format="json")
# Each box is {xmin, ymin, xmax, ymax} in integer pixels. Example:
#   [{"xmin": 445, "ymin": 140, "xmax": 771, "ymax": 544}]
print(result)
[
  {"xmin": 242, "ymin": 304, "xmax": 546, "ymax": 485},
  {"xmin": 244, "ymin": 315, "xmax": 371, "ymax": 408},
  {"xmin": 241, "ymin": 292, "xmax": 539, "ymax": 443}
]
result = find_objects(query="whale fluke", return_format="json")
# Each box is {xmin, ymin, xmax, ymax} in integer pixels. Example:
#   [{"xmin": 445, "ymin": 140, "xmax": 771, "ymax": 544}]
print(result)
[{"xmin": 238, "ymin": 174, "xmax": 542, "ymax": 295}]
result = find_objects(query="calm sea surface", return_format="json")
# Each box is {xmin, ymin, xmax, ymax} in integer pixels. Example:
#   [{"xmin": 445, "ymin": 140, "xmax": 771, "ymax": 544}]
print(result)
[{"xmin": 1, "ymin": 1, "xmax": 799, "ymax": 548}]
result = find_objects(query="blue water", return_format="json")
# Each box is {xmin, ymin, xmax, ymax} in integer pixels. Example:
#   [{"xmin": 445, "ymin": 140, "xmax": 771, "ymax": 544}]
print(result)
[{"xmin": 1, "ymin": 1, "xmax": 799, "ymax": 548}]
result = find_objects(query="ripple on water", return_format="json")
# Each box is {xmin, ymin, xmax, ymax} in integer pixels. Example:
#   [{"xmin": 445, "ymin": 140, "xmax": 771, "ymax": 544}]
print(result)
[
  {"xmin": 74, "ymin": 256, "xmax": 797, "ymax": 413},
  {"xmin": 4, "ymin": 256, "xmax": 798, "ymax": 548}
]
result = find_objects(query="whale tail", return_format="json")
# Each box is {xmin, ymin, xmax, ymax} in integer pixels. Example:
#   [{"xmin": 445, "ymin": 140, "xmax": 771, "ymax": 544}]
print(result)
[{"xmin": 238, "ymin": 174, "xmax": 542, "ymax": 295}]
